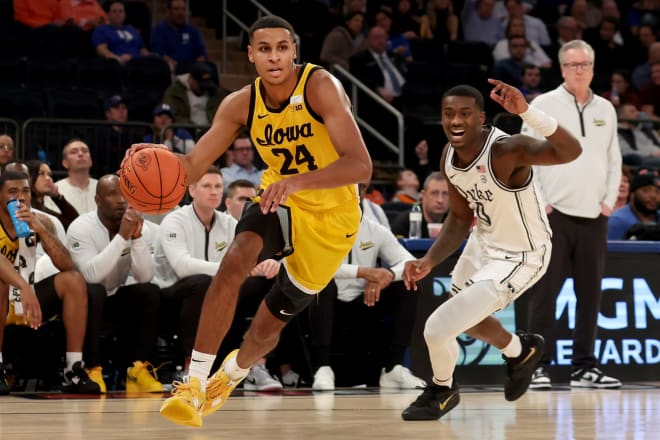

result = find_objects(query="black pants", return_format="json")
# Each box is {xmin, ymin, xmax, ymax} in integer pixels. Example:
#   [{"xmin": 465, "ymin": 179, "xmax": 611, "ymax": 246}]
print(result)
[
  {"xmin": 85, "ymin": 283, "xmax": 161, "ymax": 368},
  {"xmin": 308, "ymin": 280, "xmax": 418, "ymax": 373},
  {"xmin": 525, "ymin": 210, "xmax": 608, "ymax": 370},
  {"xmin": 160, "ymin": 274, "xmax": 211, "ymax": 359}
]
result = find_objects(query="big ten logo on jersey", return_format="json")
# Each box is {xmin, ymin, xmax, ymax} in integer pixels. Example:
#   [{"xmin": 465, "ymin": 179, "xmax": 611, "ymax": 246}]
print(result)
[{"xmin": 290, "ymin": 95, "xmax": 303, "ymax": 111}]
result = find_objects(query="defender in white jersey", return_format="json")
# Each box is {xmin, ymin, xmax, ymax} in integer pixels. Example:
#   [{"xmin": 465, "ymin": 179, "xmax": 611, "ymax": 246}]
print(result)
[{"xmin": 401, "ymin": 80, "xmax": 582, "ymax": 421}]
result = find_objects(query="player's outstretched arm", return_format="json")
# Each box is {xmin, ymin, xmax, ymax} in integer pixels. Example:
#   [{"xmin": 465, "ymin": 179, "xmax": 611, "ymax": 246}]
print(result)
[{"xmin": 488, "ymin": 78, "xmax": 581, "ymax": 166}]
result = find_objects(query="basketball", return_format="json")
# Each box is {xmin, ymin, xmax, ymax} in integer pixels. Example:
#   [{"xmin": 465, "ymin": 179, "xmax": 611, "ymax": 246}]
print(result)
[{"xmin": 119, "ymin": 147, "xmax": 187, "ymax": 214}]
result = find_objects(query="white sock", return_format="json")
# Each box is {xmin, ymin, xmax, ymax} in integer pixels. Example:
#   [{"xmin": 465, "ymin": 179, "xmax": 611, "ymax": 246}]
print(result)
[
  {"xmin": 224, "ymin": 352, "xmax": 251, "ymax": 381},
  {"xmin": 65, "ymin": 352, "xmax": 83, "ymax": 372},
  {"xmin": 0, "ymin": 352, "xmax": 3, "ymax": 364},
  {"xmin": 501, "ymin": 334, "xmax": 522, "ymax": 358},
  {"xmin": 189, "ymin": 350, "xmax": 216, "ymax": 390}
]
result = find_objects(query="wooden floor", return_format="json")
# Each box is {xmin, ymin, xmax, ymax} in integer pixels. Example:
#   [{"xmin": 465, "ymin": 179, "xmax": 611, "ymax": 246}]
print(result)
[{"xmin": 1, "ymin": 385, "xmax": 659, "ymax": 439}]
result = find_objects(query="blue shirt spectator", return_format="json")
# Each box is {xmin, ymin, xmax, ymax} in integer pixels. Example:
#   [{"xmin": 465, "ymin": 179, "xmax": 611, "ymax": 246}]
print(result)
[
  {"xmin": 92, "ymin": 1, "xmax": 149, "ymax": 63},
  {"xmin": 608, "ymin": 173, "xmax": 660, "ymax": 239},
  {"xmin": 150, "ymin": 0, "xmax": 207, "ymax": 68}
]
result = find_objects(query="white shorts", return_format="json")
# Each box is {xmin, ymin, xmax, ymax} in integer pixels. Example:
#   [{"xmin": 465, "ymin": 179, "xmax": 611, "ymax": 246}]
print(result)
[{"xmin": 450, "ymin": 234, "xmax": 551, "ymax": 308}]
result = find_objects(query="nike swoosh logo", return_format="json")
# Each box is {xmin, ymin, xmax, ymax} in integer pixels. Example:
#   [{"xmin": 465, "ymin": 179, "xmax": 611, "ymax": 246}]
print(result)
[
  {"xmin": 346, "ymin": 232, "xmax": 356, "ymax": 238},
  {"xmin": 257, "ymin": 114, "xmax": 268, "ymax": 119},
  {"xmin": 438, "ymin": 393, "xmax": 457, "ymax": 411},
  {"xmin": 520, "ymin": 346, "xmax": 537, "ymax": 364},
  {"xmin": 505, "ymin": 255, "xmax": 513, "ymax": 260},
  {"xmin": 245, "ymin": 377, "xmax": 257, "ymax": 384},
  {"xmin": 280, "ymin": 309, "xmax": 294, "ymax": 316}
]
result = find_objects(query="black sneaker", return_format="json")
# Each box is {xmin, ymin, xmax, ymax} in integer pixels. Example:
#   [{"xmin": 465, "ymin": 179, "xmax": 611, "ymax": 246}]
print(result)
[
  {"xmin": 62, "ymin": 361, "xmax": 101, "ymax": 394},
  {"xmin": 0, "ymin": 363, "xmax": 9, "ymax": 395},
  {"xmin": 570, "ymin": 367, "xmax": 621, "ymax": 389},
  {"xmin": 401, "ymin": 381, "xmax": 460, "ymax": 421},
  {"xmin": 503, "ymin": 331, "xmax": 545, "ymax": 401}
]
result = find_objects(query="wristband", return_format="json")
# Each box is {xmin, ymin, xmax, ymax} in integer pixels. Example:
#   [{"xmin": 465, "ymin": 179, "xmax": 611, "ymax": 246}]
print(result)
[
  {"xmin": 385, "ymin": 268, "xmax": 395, "ymax": 278},
  {"xmin": 519, "ymin": 105, "xmax": 558, "ymax": 137}
]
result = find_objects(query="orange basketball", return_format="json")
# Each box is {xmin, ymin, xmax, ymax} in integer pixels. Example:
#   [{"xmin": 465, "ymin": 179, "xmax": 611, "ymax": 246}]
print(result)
[{"xmin": 119, "ymin": 147, "xmax": 187, "ymax": 214}]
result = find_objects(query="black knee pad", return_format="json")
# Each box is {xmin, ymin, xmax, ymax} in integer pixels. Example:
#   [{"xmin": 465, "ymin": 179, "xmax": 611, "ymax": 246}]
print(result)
[{"xmin": 264, "ymin": 267, "xmax": 317, "ymax": 323}]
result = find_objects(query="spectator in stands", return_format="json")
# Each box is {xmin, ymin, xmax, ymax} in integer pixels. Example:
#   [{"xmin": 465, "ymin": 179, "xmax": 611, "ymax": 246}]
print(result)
[
  {"xmin": 66, "ymin": 174, "xmax": 163, "ymax": 393},
  {"xmin": 375, "ymin": 6, "xmax": 414, "ymax": 63},
  {"xmin": 461, "ymin": 0, "xmax": 507, "ymax": 46},
  {"xmin": 309, "ymin": 210, "xmax": 425, "ymax": 390},
  {"xmin": 55, "ymin": 139, "xmax": 98, "ymax": 215},
  {"xmin": 519, "ymin": 64, "xmax": 544, "ymax": 102},
  {"xmin": 26, "ymin": 160, "xmax": 79, "ymax": 230},
  {"xmin": 493, "ymin": 35, "xmax": 528, "ymax": 88},
  {"xmin": 350, "ymin": 26, "xmax": 407, "ymax": 106},
  {"xmin": 409, "ymin": 139, "xmax": 433, "ymax": 184},
  {"xmin": 584, "ymin": 16, "xmax": 628, "ymax": 91},
  {"xmin": 220, "ymin": 132, "xmax": 263, "ymax": 188},
  {"xmin": 618, "ymin": 103, "xmax": 660, "ymax": 167},
  {"xmin": 0, "ymin": 135, "xmax": 15, "ymax": 172},
  {"xmin": 546, "ymin": 16, "xmax": 582, "ymax": 72},
  {"xmin": 392, "ymin": 0, "xmax": 423, "ymax": 40},
  {"xmin": 639, "ymin": 62, "xmax": 660, "ymax": 119},
  {"xmin": 69, "ymin": 0, "xmax": 107, "ymax": 31},
  {"xmin": 629, "ymin": 23, "xmax": 657, "ymax": 69},
  {"xmin": 319, "ymin": 11, "xmax": 367, "ymax": 70},
  {"xmin": 419, "ymin": 0, "xmax": 459, "ymax": 44},
  {"xmin": 95, "ymin": 95, "xmax": 144, "ymax": 176},
  {"xmin": 602, "ymin": 69, "xmax": 640, "ymax": 108},
  {"xmin": 391, "ymin": 169, "xmax": 420, "ymax": 204},
  {"xmin": 613, "ymin": 166, "xmax": 632, "ymax": 212},
  {"xmin": 154, "ymin": 167, "xmax": 236, "ymax": 373},
  {"xmin": 391, "ymin": 172, "xmax": 450, "ymax": 238},
  {"xmin": 359, "ymin": 182, "xmax": 390, "ymax": 228},
  {"xmin": 150, "ymin": 0, "xmax": 207, "ymax": 70},
  {"xmin": 143, "ymin": 103, "xmax": 195, "ymax": 154},
  {"xmin": 608, "ymin": 173, "xmax": 660, "ymax": 239},
  {"xmin": 162, "ymin": 62, "xmax": 228, "ymax": 127},
  {"xmin": 632, "ymin": 40, "xmax": 660, "ymax": 92},
  {"xmin": 0, "ymin": 171, "xmax": 99, "ymax": 394},
  {"xmin": 13, "ymin": 0, "xmax": 70, "ymax": 28},
  {"xmin": 492, "ymin": 17, "xmax": 552, "ymax": 68},
  {"xmin": 92, "ymin": 0, "xmax": 149, "ymax": 64},
  {"xmin": 498, "ymin": 0, "xmax": 551, "ymax": 47}
]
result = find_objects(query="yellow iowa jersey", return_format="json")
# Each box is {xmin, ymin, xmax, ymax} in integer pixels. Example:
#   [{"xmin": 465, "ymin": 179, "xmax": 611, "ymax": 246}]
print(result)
[
  {"xmin": 248, "ymin": 63, "xmax": 359, "ymax": 211},
  {"xmin": 0, "ymin": 221, "xmax": 19, "ymax": 264}
]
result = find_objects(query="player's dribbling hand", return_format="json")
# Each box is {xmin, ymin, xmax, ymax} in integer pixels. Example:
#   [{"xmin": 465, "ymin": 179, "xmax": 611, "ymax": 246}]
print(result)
[
  {"xmin": 402, "ymin": 259, "xmax": 433, "ymax": 291},
  {"xmin": 487, "ymin": 78, "xmax": 528, "ymax": 115},
  {"xmin": 121, "ymin": 143, "xmax": 168, "ymax": 173}
]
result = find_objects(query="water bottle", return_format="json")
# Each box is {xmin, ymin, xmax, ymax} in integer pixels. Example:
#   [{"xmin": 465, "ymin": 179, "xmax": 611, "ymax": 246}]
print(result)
[
  {"xmin": 7, "ymin": 200, "xmax": 32, "ymax": 238},
  {"xmin": 409, "ymin": 203, "xmax": 422, "ymax": 239}
]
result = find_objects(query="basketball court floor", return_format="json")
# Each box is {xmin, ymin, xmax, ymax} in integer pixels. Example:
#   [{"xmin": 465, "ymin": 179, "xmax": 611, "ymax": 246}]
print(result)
[{"xmin": 1, "ymin": 384, "xmax": 658, "ymax": 439}]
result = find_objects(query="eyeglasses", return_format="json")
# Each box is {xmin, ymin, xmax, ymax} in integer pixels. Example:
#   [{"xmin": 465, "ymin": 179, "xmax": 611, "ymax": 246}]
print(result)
[
  {"xmin": 0, "ymin": 144, "xmax": 14, "ymax": 151},
  {"xmin": 562, "ymin": 61, "xmax": 593, "ymax": 70}
]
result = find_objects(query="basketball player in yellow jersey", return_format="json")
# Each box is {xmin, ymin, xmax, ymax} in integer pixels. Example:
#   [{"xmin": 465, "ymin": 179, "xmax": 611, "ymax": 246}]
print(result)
[{"xmin": 128, "ymin": 15, "xmax": 372, "ymax": 427}]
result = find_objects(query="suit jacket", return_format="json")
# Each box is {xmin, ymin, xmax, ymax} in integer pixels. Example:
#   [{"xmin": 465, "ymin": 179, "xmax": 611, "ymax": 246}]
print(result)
[{"xmin": 349, "ymin": 49, "xmax": 386, "ymax": 93}]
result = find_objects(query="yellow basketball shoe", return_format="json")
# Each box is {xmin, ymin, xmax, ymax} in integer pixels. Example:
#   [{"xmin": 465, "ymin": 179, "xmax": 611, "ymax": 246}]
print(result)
[
  {"xmin": 160, "ymin": 376, "xmax": 204, "ymax": 427},
  {"xmin": 202, "ymin": 349, "xmax": 247, "ymax": 416},
  {"xmin": 126, "ymin": 361, "xmax": 165, "ymax": 393},
  {"xmin": 86, "ymin": 366, "xmax": 107, "ymax": 393}
]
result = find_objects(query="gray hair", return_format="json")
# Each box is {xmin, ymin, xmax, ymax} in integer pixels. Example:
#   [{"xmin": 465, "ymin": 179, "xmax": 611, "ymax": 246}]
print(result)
[
  {"xmin": 423, "ymin": 171, "xmax": 446, "ymax": 190},
  {"xmin": 558, "ymin": 39, "xmax": 595, "ymax": 66}
]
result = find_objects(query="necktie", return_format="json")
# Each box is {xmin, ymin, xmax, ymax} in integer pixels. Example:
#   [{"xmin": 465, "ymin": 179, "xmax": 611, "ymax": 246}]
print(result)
[{"xmin": 380, "ymin": 54, "xmax": 402, "ymax": 95}]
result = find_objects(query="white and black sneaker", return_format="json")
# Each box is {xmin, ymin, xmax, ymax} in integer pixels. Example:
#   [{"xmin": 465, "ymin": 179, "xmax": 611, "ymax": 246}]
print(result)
[
  {"xmin": 62, "ymin": 361, "xmax": 101, "ymax": 394},
  {"xmin": 243, "ymin": 363, "xmax": 283, "ymax": 391},
  {"xmin": 530, "ymin": 366, "xmax": 552, "ymax": 390},
  {"xmin": 570, "ymin": 367, "xmax": 621, "ymax": 389}
]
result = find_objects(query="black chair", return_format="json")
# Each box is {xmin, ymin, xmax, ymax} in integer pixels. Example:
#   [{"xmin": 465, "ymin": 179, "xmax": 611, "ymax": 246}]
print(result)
[
  {"xmin": 27, "ymin": 56, "xmax": 77, "ymax": 90},
  {"xmin": 381, "ymin": 201, "xmax": 412, "ymax": 212},
  {"xmin": 122, "ymin": 90, "xmax": 162, "ymax": 123},
  {"xmin": 45, "ymin": 88, "xmax": 102, "ymax": 120},
  {"xmin": 0, "ymin": 55, "xmax": 28, "ymax": 88},
  {"xmin": 446, "ymin": 41, "xmax": 494, "ymax": 72},
  {"xmin": 76, "ymin": 57, "xmax": 124, "ymax": 96},
  {"xmin": 0, "ymin": 87, "xmax": 45, "ymax": 123},
  {"xmin": 123, "ymin": 57, "xmax": 172, "ymax": 95}
]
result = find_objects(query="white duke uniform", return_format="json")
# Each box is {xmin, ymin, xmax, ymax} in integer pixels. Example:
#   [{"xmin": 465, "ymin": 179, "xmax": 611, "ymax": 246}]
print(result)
[
  {"xmin": 66, "ymin": 211, "xmax": 158, "ymax": 295},
  {"xmin": 445, "ymin": 126, "xmax": 552, "ymax": 304},
  {"xmin": 153, "ymin": 204, "xmax": 238, "ymax": 288}
]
